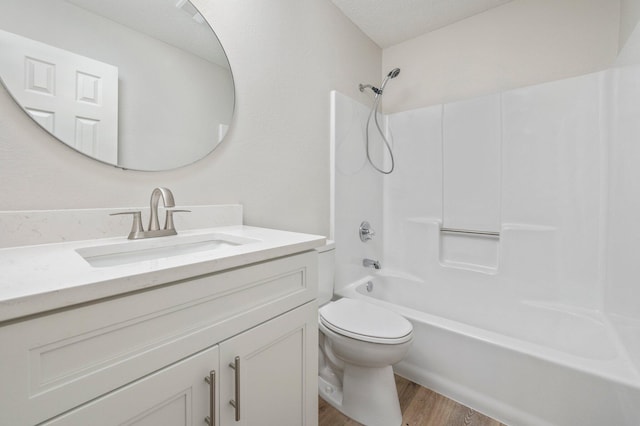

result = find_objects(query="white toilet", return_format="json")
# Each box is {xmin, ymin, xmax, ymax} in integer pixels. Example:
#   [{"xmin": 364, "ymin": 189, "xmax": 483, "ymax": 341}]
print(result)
[{"xmin": 316, "ymin": 242, "xmax": 413, "ymax": 426}]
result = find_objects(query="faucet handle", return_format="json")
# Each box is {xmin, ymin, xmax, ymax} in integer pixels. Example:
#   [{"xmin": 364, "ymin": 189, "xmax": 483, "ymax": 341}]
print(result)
[
  {"xmin": 164, "ymin": 209, "xmax": 191, "ymax": 231},
  {"xmin": 359, "ymin": 221, "xmax": 376, "ymax": 242},
  {"xmin": 110, "ymin": 211, "xmax": 144, "ymax": 239}
]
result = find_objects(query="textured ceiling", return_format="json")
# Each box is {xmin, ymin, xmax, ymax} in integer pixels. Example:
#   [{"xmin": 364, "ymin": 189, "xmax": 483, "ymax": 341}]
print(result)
[{"xmin": 331, "ymin": 0, "xmax": 515, "ymax": 48}]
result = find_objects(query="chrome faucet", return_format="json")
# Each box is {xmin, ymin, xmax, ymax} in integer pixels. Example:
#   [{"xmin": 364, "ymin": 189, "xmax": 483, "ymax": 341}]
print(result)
[
  {"xmin": 111, "ymin": 187, "xmax": 190, "ymax": 239},
  {"xmin": 363, "ymin": 258, "xmax": 381, "ymax": 269},
  {"xmin": 149, "ymin": 187, "xmax": 175, "ymax": 231}
]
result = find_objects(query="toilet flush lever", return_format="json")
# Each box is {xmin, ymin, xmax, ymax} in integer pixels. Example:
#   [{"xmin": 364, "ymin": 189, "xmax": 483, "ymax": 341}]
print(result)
[{"xmin": 359, "ymin": 221, "xmax": 375, "ymax": 242}]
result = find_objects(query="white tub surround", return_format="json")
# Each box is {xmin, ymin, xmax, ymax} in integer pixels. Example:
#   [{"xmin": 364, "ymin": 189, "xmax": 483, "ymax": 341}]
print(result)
[
  {"xmin": 331, "ymin": 62, "xmax": 640, "ymax": 426},
  {"xmin": 0, "ymin": 209, "xmax": 324, "ymax": 425},
  {"xmin": 330, "ymin": 91, "xmax": 384, "ymax": 287}
]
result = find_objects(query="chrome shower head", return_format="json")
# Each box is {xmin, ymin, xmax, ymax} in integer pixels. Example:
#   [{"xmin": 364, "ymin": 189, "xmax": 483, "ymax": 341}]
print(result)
[
  {"xmin": 387, "ymin": 68, "xmax": 400, "ymax": 78},
  {"xmin": 359, "ymin": 67, "xmax": 400, "ymax": 97},
  {"xmin": 378, "ymin": 67, "xmax": 401, "ymax": 93}
]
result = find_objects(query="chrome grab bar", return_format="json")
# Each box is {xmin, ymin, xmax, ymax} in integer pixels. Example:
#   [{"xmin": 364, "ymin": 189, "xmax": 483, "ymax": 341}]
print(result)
[{"xmin": 440, "ymin": 227, "xmax": 500, "ymax": 237}]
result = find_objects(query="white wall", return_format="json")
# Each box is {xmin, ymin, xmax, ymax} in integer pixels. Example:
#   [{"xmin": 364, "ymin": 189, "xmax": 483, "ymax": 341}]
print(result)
[
  {"xmin": 0, "ymin": 0, "xmax": 381, "ymax": 236},
  {"xmin": 381, "ymin": 0, "xmax": 620, "ymax": 113},
  {"xmin": 620, "ymin": 0, "xmax": 640, "ymax": 49},
  {"xmin": 616, "ymin": 0, "xmax": 640, "ymax": 67}
]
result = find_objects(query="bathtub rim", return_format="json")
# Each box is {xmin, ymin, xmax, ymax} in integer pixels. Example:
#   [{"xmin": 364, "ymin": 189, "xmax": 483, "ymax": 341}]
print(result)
[{"xmin": 337, "ymin": 274, "xmax": 640, "ymax": 391}]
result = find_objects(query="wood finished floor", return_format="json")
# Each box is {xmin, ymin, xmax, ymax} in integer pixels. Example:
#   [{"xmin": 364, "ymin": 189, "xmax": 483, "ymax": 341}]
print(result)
[{"xmin": 319, "ymin": 375, "xmax": 507, "ymax": 426}]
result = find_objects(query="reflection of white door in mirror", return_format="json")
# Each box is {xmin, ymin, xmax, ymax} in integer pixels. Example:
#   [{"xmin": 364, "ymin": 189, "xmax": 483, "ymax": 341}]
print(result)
[{"xmin": 0, "ymin": 29, "xmax": 118, "ymax": 164}]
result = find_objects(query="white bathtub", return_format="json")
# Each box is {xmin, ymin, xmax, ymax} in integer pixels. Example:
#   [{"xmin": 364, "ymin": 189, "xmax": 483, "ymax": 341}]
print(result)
[{"xmin": 337, "ymin": 274, "xmax": 640, "ymax": 426}]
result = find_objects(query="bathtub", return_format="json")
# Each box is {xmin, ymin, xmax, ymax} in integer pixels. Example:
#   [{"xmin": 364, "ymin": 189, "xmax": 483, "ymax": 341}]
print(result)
[{"xmin": 337, "ymin": 274, "xmax": 640, "ymax": 426}]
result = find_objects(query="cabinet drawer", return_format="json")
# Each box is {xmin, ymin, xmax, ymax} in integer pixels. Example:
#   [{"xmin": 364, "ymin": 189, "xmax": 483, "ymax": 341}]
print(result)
[{"xmin": 0, "ymin": 251, "xmax": 317, "ymax": 425}]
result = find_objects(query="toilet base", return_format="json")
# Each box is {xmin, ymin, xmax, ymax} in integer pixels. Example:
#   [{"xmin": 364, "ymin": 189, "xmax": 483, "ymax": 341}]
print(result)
[{"xmin": 318, "ymin": 364, "xmax": 402, "ymax": 426}]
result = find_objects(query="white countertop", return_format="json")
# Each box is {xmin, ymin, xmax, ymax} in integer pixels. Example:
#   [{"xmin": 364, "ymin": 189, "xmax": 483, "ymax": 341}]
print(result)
[{"xmin": 0, "ymin": 226, "xmax": 325, "ymax": 323}]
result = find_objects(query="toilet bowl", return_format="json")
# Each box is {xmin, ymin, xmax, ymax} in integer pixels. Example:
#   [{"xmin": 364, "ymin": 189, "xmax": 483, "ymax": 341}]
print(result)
[{"xmin": 316, "ymin": 243, "xmax": 413, "ymax": 426}]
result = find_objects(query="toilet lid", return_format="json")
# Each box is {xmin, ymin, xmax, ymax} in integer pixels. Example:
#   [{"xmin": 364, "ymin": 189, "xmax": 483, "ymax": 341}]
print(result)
[{"xmin": 319, "ymin": 298, "xmax": 413, "ymax": 344}]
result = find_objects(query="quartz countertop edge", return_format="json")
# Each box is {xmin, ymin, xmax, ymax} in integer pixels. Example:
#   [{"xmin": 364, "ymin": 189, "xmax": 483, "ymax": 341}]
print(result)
[{"xmin": 0, "ymin": 225, "xmax": 326, "ymax": 323}]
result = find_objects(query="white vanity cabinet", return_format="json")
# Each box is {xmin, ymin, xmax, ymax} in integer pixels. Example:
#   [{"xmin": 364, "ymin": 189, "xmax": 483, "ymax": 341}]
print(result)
[
  {"xmin": 0, "ymin": 250, "xmax": 319, "ymax": 426},
  {"xmin": 42, "ymin": 344, "xmax": 220, "ymax": 426},
  {"xmin": 218, "ymin": 301, "xmax": 317, "ymax": 426}
]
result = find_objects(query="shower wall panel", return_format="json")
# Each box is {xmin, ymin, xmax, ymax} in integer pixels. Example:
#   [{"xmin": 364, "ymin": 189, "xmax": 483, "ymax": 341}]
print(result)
[
  {"xmin": 607, "ymin": 64, "xmax": 640, "ymax": 320},
  {"xmin": 385, "ymin": 70, "xmax": 605, "ymax": 309},
  {"xmin": 330, "ymin": 91, "xmax": 384, "ymax": 292},
  {"xmin": 383, "ymin": 105, "xmax": 442, "ymax": 273},
  {"xmin": 442, "ymin": 94, "xmax": 501, "ymax": 233}
]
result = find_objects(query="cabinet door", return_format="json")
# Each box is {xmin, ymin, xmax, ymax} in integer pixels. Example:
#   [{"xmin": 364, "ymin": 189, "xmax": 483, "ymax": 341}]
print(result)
[
  {"xmin": 42, "ymin": 346, "xmax": 220, "ymax": 426},
  {"xmin": 219, "ymin": 302, "xmax": 318, "ymax": 426}
]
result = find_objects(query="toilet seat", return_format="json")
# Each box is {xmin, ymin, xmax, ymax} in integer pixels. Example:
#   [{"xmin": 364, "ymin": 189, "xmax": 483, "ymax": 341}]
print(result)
[{"xmin": 319, "ymin": 298, "xmax": 413, "ymax": 344}]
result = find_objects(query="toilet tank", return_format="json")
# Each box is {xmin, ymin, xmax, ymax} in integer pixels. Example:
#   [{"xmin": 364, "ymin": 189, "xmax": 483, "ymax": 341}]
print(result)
[{"xmin": 316, "ymin": 241, "xmax": 335, "ymax": 305}]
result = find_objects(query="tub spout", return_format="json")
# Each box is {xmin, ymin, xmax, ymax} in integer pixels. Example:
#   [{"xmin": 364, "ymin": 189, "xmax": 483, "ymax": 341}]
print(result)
[{"xmin": 363, "ymin": 258, "xmax": 381, "ymax": 269}]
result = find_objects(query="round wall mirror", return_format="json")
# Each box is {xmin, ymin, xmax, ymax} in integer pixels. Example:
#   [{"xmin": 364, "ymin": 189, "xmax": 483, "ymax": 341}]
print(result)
[{"xmin": 0, "ymin": 0, "xmax": 234, "ymax": 171}]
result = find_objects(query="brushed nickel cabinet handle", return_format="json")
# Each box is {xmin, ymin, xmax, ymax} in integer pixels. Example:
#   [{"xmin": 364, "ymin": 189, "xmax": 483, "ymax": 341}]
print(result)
[
  {"xmin": 204, "ymin": 370, "xmax": 216, "ymax": 426},
  {"xmin": 229, "ymin": 356, "xmax": 240, "ymax": 421}
]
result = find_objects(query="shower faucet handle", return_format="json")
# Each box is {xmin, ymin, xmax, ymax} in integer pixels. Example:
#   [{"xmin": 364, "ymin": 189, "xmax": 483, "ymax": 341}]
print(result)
[{"xmin": 359, "ymin": 221, "xmax": 376, "ymax": 242}]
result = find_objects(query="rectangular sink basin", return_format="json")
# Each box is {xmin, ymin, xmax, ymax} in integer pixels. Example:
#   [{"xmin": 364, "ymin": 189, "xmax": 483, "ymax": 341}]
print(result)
[{"xmin": 76, "ymin": 233, "xmax": 259, "ymax": 267}]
